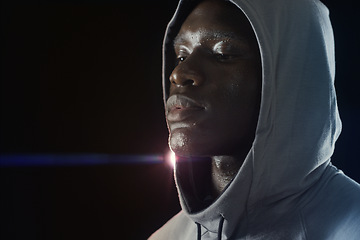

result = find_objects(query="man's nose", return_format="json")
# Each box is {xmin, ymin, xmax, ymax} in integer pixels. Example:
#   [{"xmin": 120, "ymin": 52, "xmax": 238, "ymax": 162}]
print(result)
[{"xmin": 169, "ymin": 52, "xmax": 205, "ymax": 87}]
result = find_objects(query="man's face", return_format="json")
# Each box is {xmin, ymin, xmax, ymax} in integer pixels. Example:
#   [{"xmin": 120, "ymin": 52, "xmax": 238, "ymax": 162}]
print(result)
[{"xmin": 166, "ymin": 0, "xmax": 262, "ymax": 157}]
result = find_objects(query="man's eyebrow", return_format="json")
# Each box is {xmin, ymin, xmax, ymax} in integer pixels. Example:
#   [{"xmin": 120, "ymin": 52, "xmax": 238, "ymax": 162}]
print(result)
[
  {"xmin": 173, "ymin": 30, "xmax": 247, "ymax": 47},
  {"xmin": 206, "ymin": 30, "xmax": 243, "ymax": 40}
]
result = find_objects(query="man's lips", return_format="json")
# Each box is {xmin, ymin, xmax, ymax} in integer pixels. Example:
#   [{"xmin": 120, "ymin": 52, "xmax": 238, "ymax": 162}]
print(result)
[{"xmin": 166, "ymin": 95, "xmax": 205, "ymax": 122}]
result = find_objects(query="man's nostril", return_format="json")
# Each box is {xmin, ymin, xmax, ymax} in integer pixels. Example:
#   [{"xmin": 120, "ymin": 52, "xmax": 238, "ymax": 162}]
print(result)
[
  {"xmin": 183, "ymin": 79, "xmax": 195, "ymax": 86},
  {"xmin": 172, "ymin": 79, "xmax": 195, "ymax": 87}
]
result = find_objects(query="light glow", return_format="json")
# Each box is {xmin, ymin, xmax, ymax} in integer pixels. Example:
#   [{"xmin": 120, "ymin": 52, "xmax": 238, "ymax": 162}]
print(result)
[{"xmin": 166, "ymin": 150, "xmax": 176, "ymax": 168}]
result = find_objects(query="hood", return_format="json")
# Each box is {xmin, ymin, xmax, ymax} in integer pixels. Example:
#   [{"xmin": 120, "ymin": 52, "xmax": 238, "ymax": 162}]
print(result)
[{"xmin": 162, "ymin": 0, "xmax": 342, "ymax": 237}]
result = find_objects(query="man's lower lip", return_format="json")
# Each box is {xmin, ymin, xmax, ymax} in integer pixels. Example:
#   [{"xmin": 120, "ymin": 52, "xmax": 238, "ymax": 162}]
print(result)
[{"xmin": 167, "ymin": 108, "xmax": 204, "ymax": 122}]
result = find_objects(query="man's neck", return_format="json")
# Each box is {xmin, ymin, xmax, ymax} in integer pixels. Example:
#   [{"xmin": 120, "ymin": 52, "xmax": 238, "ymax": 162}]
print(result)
[{"xmin": 211, "ymin": 155, "xmax": 244, "ymax": 197}]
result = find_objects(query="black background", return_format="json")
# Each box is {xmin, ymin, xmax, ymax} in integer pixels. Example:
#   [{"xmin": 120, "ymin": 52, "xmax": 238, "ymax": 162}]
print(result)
[{"xmin": 1, "ymin": 0, "xmax": 359, "ymax": 239}]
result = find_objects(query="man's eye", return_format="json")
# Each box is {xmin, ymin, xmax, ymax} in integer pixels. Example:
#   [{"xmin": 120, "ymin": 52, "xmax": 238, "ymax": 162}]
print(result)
[
  {"xmin": 176, "ymin": 56, "xmax": 186, "ymax": 65},
  {"xmin": 178, "ymin": 57, "xmax": 186, "ymax": 62},
  {"xmin": 215, "ymin": 53, "xmax": 234, "ymax": 61}
]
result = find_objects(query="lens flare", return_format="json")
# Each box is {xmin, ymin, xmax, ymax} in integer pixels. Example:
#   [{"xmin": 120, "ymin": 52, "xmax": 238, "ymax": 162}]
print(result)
[{"xmin": 166, "ymin": 151, "xmax": 176, "ymax": 168}]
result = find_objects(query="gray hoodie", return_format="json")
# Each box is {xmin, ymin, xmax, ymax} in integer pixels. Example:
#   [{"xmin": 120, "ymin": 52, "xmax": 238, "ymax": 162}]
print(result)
[{"xmin": 150, "ymin": 0, "xmax": 360, "ymax": 239}]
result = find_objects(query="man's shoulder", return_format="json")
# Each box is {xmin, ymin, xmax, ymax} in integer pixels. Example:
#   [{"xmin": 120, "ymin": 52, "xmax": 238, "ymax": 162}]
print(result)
[
  {"xmin": 325, "ymin": 168, "xmax": 360, "ymax": 207},
  {"xmin": 307, "ymin": 166, "xmax": 360, "ymax": 207},
  {"xmin": 302, "ymin": 168, "xmax": 360, "ymax": 239},
  {"xmin": 148, "ymin": 211, "xmax": 195, "ymax": 240}
]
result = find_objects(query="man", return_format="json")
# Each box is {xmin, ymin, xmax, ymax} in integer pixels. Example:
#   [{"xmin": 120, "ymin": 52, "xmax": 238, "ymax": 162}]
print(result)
[{"xmin": 150, "ymin": 0, "xmax": 360, "ymax": 239}]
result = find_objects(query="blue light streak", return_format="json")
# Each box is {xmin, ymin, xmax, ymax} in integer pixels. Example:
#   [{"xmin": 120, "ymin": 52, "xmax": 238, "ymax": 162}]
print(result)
[{"xmin": 0, "ymin": 154, "xmax": 164, "ymax": 167}]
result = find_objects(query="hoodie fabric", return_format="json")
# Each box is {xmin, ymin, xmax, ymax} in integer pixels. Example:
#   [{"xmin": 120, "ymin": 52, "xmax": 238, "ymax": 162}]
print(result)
[{"xmin": 149, "ymin": 0, "xmax": 360, "ymax": 239}]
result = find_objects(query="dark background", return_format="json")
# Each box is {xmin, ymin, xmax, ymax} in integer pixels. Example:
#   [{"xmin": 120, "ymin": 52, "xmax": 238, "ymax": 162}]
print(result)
[{"xmin": 1, "ymin": 0, "xmax": 359, "ymax": 239}]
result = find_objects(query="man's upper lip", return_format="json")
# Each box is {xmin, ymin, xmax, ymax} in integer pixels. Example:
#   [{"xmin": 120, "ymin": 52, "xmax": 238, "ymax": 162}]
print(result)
[{"xmin": 166, "ymin": 95, "xmax": 205, "ymax": 113}]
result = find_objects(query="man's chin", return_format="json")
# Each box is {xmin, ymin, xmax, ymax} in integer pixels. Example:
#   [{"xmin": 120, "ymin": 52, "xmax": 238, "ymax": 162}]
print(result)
[
  {"xmin": 169, "ymin": 130, "xmax": 216, "ymax": 157},
  {"xmin": 169, "ymin": 131, "xmax": 190, "ymax": 156}
]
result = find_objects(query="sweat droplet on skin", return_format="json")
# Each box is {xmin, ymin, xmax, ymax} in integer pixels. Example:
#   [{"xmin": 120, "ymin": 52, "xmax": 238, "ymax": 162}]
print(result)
[{"xmin": 170, "ymin": 132, "xmax": 187, "ymax": 148}]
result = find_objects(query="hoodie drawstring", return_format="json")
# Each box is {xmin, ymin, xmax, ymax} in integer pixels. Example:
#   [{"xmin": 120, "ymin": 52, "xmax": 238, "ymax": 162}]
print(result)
[
  {"xmin": 196, "ymin": 222, "xmax": 201, "ymax": 240},
  {"xmin": 195, "ymin": 216, "xmax": 225, "ymax": 240},
  {"xmin": 217, "ymin": 216, "xmax": 225, "ymax": 240}
]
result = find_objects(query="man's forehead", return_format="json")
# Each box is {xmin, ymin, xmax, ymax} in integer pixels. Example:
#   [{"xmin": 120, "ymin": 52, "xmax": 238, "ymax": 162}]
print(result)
[{"xmin": 173, "ymin": 29, "xmax": 247, "ymax": 46}]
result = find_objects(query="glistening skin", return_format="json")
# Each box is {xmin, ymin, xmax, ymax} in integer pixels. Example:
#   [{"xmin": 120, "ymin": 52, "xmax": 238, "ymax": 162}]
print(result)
[{"xmin": 165, "ymin": 0, "xmax": 262, "ymax": 196}]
